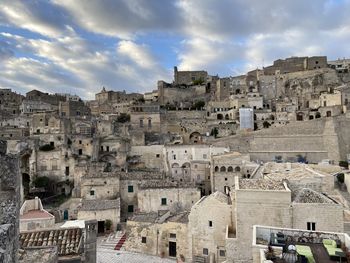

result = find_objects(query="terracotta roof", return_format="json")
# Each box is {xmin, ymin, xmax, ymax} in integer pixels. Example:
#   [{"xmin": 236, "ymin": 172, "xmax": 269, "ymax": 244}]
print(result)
[
  {"xmin": 20, "ymin": 210, "xmax": 54, "ymax": 220},
  {"xmin": 20, "ymin": 228, "xmax": 82, "ymax": 256}
]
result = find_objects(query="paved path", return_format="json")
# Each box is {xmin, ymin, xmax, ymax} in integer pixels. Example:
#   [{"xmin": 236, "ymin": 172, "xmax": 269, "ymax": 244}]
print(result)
[{"xmin": 97, "ymin": 248, "xmax": 176, "ymax": 263}]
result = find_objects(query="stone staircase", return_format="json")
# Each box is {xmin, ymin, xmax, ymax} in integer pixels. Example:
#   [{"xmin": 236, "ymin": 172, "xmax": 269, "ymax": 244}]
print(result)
[{"xmin": 98, "ymin": 231, "xmax": 126, "ymax": 250}]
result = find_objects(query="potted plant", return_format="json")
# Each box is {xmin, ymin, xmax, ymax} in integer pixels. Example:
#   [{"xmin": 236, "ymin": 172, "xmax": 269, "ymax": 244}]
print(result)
[{"xmin": 265, "ymin": 245, "xmax": 277, "ymax": 260}]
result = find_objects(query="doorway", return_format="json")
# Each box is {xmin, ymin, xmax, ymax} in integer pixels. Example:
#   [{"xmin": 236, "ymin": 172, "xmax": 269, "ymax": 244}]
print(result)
[
  {"xmin": 98, "ymin": 221, "xmax": 105, "ymax": 233},
  {"xmin": 169, "ymin": 241, "xmax": 177, "ymax": 257}
]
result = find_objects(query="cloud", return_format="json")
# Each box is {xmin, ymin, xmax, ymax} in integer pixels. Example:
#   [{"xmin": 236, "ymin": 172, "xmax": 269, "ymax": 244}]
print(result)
[
  {"xmin": 53, "ymin": 0, "xmax": 181, "ymax": 39},
  {"xmin": 0, "ymin": 0, "xmax": 71, "ymax": 37},
  {"xmin": 0, "ymin": 32, "xmax": 171, "ymax": 99},
  {"xmin": 1, "ymin": 0, "xmax": 350, "ymax": 97}
]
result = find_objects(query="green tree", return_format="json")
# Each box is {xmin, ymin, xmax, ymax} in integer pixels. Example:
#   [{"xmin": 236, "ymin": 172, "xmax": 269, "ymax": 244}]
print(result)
[
  {"xmin": 33, "ymin": 176, "xmax": 51, "ymax": 188},
  {"xmin": 193, "ymin": 100, "xmax": 205, "ymax": 110},
  {"xmin": 117, "ymin": 113, "xmax": 130, "ymax": 123}
]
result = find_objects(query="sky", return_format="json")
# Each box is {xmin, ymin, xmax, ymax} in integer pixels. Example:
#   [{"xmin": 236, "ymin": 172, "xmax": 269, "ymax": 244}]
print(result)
[{"xmin": 0, "ymin": 0, "xmax": 350, "ymax": 100}]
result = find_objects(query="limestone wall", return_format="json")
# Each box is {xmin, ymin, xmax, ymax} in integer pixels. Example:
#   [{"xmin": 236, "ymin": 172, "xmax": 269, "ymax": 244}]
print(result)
[
  {"xmin": 137, "ymin": 188, "xmax": 201, "ymax": 213},
  {"xmin": 125, "ymin": 220, "xmax": 189, "ymax": 260},
  {"xmin": 292, "ymin": 203, "xmax": 343, "ymax": 232},
  {"xmin": 233, "ymin": 189, "xmax": 292, "ymax": 262}
]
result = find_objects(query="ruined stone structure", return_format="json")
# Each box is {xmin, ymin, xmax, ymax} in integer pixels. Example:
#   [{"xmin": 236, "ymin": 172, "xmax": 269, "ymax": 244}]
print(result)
[{"xmin": 0, "ymin": 141, "xmax": 20, "ymax": 263}]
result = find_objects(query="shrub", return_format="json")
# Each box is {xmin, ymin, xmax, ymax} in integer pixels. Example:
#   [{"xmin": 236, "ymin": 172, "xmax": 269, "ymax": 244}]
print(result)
[
  {"xmin": 117, "ymin": 113, "xmax": 130, "ymax": 123},
  {"xmin": 192, "ymin": 100, "xmax": 205, "ymax": 110},
  {"xmin": 33, "ymin": 176, "xmax": 51, "ymax": 188},
  {"xmin": 105, "ymin": 219, "xmax": 112, "ymax": 231},
  {"xmin": 339, "ymin": 161, "xmax": 349, "ymax": 168}
]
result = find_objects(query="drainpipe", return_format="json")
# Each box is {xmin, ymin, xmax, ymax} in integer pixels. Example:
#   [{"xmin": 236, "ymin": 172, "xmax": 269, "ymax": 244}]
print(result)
[{"xmin": 156, "ymin": 229, "xmax": 159, "ymax": 256}]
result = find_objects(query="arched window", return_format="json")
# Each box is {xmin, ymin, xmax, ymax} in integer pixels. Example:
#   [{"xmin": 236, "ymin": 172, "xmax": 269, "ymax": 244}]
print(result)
[
  {"xmin": 235, "ymin": 166, "xmax": 241, "ymax": 172},
  {"xmin": 214, "ymin": 166, "xmax": 219, "ymax": 172},
  {"xmin": 227, "ymin": 166, "xmax": 233, "ymax": 172},
  {"xmin": 220, "ymin": 166, "xmax": 226, "ymax": 172}
]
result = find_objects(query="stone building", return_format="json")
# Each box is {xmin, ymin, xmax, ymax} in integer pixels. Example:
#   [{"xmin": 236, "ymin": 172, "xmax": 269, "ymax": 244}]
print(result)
[
  {"xmin": 125, "ymin": 211, "xmax": 189, "ymax": 260},
  {"xmin": 263, "ymin": 56, "xmax": 327, "ymax": 75},
  {"xmin": 119, "ymin": 170, "xmax": 165, "ymax": 220},
  {"xmin": 188, "ymin": 192, "xmax": 233, "ymax": 263},
  {"xmin": 211, "ymin": 152, "xmax": 258, "ymax": 193},
  {"xmin": 26, "ymin": 90, "xmax": 65, "ymax": 106},
  {"xmin": 19, "ymin": 197, "xmax": 55, "ymax": 231},
  {"xmin": 78, "ymin": 199, "xmax": 120, "ymax": 233},
  {"xmin": 174, "ymin": 66, "xmax": 208, "ymax": 85},
  {"xmin": 59, "ymin": 100, "xmax": 91, "ymax": 118},
  {"xmin": 20, "ymin": 100, "xmax": 57, "ymax": 114},
  {"xmin": 0, "ymin": 88, "xmax": 24, "ymax": 116},
  {"xmin": 137, "ymin": 184, "xmax": 201, "ymax": 213},
  {"xmin": 129, "ymin": 104, "xmax": 161, "ymax": 133}
]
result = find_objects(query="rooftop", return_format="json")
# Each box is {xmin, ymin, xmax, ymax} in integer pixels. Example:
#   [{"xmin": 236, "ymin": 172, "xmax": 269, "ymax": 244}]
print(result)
[
  {"xmin": 239, "ymin": 178, "xmax": 286, "ymax": 190},
  {"xmin": 292, "ymin": 187, "xmax": 335, "ymax": 204},
  {"xmin": 80, "ymin": 199, "xmax": 120, "ymax": 211},
  {"xmin": 130, "ymin": 211, "xmax": 189, "ymax": 224},
  {"xmin": 20, "ymin": 228, "xmax": 82, "ymax": 256},
  {"xmin": 20, "ymin": 210, "xmax": 54, "ymax": 220},
  {"xmin": 262, "ymin": 162, "xmax": 333, "ymax": 181}
]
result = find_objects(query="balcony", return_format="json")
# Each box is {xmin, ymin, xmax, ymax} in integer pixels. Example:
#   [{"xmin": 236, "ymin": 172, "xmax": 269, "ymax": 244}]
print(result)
[{"xmin": 253, "ymin": 225, "xmax": 349, "ymax": 263}]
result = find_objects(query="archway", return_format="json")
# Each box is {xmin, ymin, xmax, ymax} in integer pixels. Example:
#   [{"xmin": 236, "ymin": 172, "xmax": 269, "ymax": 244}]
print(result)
[{"xmin": 296, "ymin": 112, "xmax": 304, "ymax": 121}]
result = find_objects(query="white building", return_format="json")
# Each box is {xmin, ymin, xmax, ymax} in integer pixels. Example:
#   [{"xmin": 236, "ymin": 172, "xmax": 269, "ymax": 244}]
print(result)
[{"xmin": 239, "ymin": 108, "xmax": 254, "ymax": 130}]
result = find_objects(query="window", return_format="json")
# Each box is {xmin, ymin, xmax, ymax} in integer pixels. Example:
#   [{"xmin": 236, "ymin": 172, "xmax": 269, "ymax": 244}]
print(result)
[
  {"xmin": 156, "ymin": 154, "xmax": 160, "ymax": 158},
  {"xmin": 90, "ymin": 190, "xmax": 95, "ymax": 196},
  {"xmin": 173, "ymin": 155, "xmax": 176, "ymax": 160},
  {"xmin": 307, "ymin": 222, "xmax": 316, "ymax": 231},
  {"xmin": 170, "ymin": 233, "xmax": 176, "ymax": 239},
  {"xmin": 76, "ymin": 111, "xmax": 80, "ymax": 116},
  {"xmin": 225, "ymin": 177, "xmax": 227, "ymax": 181},
  {"xmin": 219, "ymin": 250, "xmax": 226, "ymax": 257},
  {"xmin": 79, "ymin": 140, "xmax": 82, "ymax": 144},
  {"xmin": 128, "ymin": 205, "xmax": 134, "ymax": 213},
  {"xmin": 203, "ymin": 248, "xmax": 209, "ymax": 255},
  {"xmin": 161, "ymin": 198, "xmax": 167, "ymax": 206},
  {"xmin": 140, "ymin": 119, "xmax": 143, "ymax": 127},
  {"xmin": 209, "ymin": 220, "xmax": 213, "ymax": 227},
  {"xmin": 142, "ymin": 237, "xmax": 147, "ymax": 243},
  {"xmin": 106, "ymin": 146, "xmax": 110, "ymax": 152},
  {"xmin": 65, "ymin": 166, "xmax": 69, "ymax": 176},
  {"xmin": 203, "ymin": 154, "xmax": 207, "ymax": 159},
  {"xmin": 78, "ymin": 149, "xmax": 83, "ymax": 155},
  {"xmin": 50, "ymin": 141, "xmax": 54, "ymax": 147},
  {"xmin": 148, "ymin": 119, "xmax": 152, "ymax": 128},
  {"xmin": 128, "ymin": 185, "xmax": 134, "ymax": 193}
]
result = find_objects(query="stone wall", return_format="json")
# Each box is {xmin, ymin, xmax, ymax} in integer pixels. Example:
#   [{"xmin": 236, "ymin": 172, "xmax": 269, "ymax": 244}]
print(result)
[
  {"xmin": 0, "ymin": 141, "xmax": 20, "ymax": 263},
  {"xmin": 125, "ymin": 219, "xmax": 189, "ymax": 260},
  {"xmin": 292, "ymin": 203, "xmax": 343, "ymax": 232},
  {"xmin": 137, "ymin": 187, "xmax": 201, "ymax": 213},
  {"xmin": 232, "ymin": 189, "xmax": 292, "ymax": 262}
]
